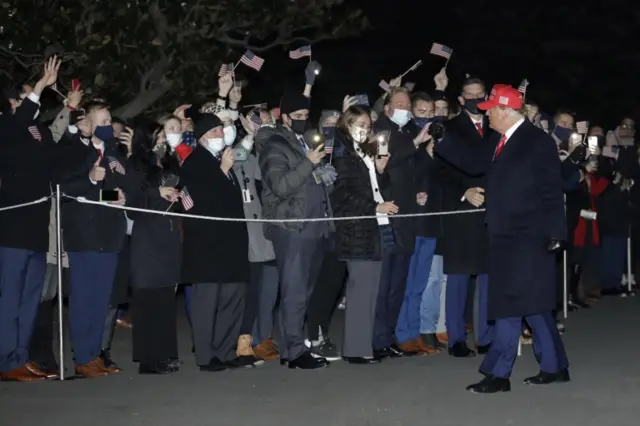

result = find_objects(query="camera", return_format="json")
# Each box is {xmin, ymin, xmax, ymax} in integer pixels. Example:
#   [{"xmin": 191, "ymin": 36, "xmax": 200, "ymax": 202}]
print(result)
[{"xmin": 428, "ymin": 122, "xmax": 446, "ymax": 140}]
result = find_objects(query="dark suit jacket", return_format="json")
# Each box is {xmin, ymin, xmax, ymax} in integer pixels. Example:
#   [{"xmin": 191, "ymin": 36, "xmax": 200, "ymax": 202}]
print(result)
[{"xmin": 436, "ymin": 119, "xmax": 566, "ymax": 319}]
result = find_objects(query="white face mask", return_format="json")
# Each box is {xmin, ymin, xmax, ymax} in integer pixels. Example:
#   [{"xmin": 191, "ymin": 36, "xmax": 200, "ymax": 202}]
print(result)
[
  {"xmin": 165, "ymin": 133, "xmax": 182, "ymax": 149},
  {"xmin": 390, "ymin": 109, "xmax": 411, "ymax": 127},
  {"xmin": 241, "ymin": 138, "xmax": 254, "ymax": 151},
  {"xmin": 223, "ymin": 125, "xmax": 237, "ymax": 146},
  {"xmin": 206, "ymin": 138, "xmax": 225, "ymax": 155},
  {"xmin": 349, "ymin": 126, "xmax": 369, "ymax": 143}
]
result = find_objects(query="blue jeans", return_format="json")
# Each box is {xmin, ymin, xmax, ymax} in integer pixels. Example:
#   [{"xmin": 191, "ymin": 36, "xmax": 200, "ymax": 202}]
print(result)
[
  {"xmin": 420, "ymin": 254, "xmax": 444, "ymax": 334},
  {"xmin": 395, "ymin": 237, "xmax": 436, "ymax": 344}
]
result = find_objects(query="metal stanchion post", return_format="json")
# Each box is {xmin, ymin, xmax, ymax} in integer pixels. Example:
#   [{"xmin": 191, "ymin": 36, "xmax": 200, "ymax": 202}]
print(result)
[
  {"xmin": 627, "ymin": 234, "xmax": 635, "ymax": 296},
  {"xmin": 55, "ymin": 185, "xmax": 65, "ymax": 380},
  {"xmin": 563, "ymin": 249, "xmax": 568, "ymax": 319}
]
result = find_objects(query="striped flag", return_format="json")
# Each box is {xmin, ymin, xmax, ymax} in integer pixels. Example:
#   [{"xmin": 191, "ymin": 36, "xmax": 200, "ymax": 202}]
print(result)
[
  {"xmin": 240, "ymin": 50, "xmax": 265, "ymax": 72},
  {"xmin": 379, "ymin": 80, "xmax": 390, "ymax": 92},
  {"xmin": 517, "ymin": 79, "xmax": 529, "ymax": 94},
  {"xmin": 430, "ymin": 43, "xmax": 453, "ymax": 59},
  {"xmin": 218, "ymin": 62, "xmax": 234, "ymax": 76},
  {"xmin": 289, "ymin": 45, "xmax": 311, "ymax": 60},
  {"xmin": 179, "ymin": 187, "xmax": 194, "ymax": 211},
  {"xmin": 576, "ymin": 121, "xmax": 589, "ymax": 134},
  {"xmin": 107, "ymin": 156, "xmax": 126, "ymax": 175},
  {"xmin": 324, "ymin": 141, "xmax": 334, "ymax": 154},
  {"xmin": 28, "ymin": 126, "xmax": 42, "ymax": 141}
]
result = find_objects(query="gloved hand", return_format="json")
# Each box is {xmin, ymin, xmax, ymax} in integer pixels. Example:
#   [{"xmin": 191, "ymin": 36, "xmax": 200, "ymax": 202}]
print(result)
[
  {"xmin": 305, "ymin": 61, "xmax": 321, "ymax": 86},
  {"xmin": 547, "ymin": 239, "xmax": 563, "ymax": 253},
  {"xmin": 315, "ymin": 164, "xmax": 337, "ymax": 187}
]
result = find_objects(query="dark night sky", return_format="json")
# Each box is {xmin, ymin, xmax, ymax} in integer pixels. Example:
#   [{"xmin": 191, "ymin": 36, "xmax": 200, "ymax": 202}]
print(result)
[{"xmin": 242, "ymin": 0, "xmax": 639, "ymax": 129}]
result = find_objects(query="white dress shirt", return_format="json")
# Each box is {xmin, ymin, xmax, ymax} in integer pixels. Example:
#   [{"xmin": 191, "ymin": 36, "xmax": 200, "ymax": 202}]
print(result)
[{"xmin": 354, "ymin": 143, "xmax": 389, "ymax": 225}]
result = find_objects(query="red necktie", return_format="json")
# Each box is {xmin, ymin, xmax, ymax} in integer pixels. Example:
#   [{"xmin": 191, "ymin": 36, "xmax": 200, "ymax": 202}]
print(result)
[
  {"xmin": 475, "ymin": 122, "xmax": 484, "ymax": 137},
  {"xmin": 494, "ymin": 135, "xmax": 507, "ymax": 159}
]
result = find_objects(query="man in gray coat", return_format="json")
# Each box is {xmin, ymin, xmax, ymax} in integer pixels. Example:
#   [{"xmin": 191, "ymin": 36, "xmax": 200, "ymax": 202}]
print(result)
[{"xmin": 257, "ymin": 91, "xmax": 332, "ymax": 370}]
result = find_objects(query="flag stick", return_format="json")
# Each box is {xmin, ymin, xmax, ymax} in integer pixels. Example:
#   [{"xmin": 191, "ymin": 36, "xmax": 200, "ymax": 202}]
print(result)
[
  {"xmin": 400, "ymin": 60, "xmax": 423, "ymax": 78},
  {"xmin": 444, "ymin": 55, "xmax": 452, "ymax": 69},
  {"xmin": 232, "ymin": 60, "xmax": 241, "ymax": 72}
]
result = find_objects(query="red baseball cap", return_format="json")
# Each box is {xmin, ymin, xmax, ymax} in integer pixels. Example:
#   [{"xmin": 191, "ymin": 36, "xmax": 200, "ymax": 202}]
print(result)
[{"xmin": 477, "ymin": 84, "xmax": 523, "ymax": 111}]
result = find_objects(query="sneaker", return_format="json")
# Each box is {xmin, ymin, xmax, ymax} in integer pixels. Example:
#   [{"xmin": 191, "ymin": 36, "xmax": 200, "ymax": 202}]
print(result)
[{"xmin": 306, "ymin": 338, "xmax": 341, "ymax": 362}]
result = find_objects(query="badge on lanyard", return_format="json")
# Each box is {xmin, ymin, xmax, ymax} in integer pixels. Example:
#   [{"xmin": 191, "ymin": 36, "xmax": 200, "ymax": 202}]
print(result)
[
  {"xmin": 242, "ymin": 189, "xmax": 252, "ymax": 203},
  {"xmin": 312, "ymin": 169, "xmax": 323, "ymax": 185}
]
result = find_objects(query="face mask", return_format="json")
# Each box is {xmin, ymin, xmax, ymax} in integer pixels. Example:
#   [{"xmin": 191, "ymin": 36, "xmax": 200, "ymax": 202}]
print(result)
[
  {"xmin": 165, "ymin": 133, "xmax": 181, "ymax": 149},
  {"xmin": 223, "ymin": 125, "xmax": 237, "ymax": 146},
  {"xmin": 241, "ymin": 138, "xmax": 254, "ymax": 151},
  {"xmin": 390, "ymin": 109, "xmax": 411, "ymax": 127},
  {"xmin": 206, "ymin": 138, "xmax": 225, "ymax": 155},
  {"xmin": 413, "ymin": 117, "xmax": 433, "ymax": 129},
  {"xmin": 153, "ymin": 143, "xmax": 167, "ymax": 160},
  {"xmin": 463, "ymin": 98, "xmax": 484, "ymax": 115},
  {"xmin": 322, "ymin": 126, "xmax": 336, "ymax": 139},
  {"xmin": 349, "ymin": 126, "xmax": 369, "ymax": 143},
  {"xmin": 290, "ymin": 119, "xmax": 307, "ymax": 135},
  {"xmin": 94, "ymin": 125, "xmax": 115, "ymax": 142},
  {"xmin": 432, "ymin": 115, "xmax": 447, "ymax": 123},
  {"xmin": 554, "ymin": 126, "xmax": 573, "ymax": 141}
]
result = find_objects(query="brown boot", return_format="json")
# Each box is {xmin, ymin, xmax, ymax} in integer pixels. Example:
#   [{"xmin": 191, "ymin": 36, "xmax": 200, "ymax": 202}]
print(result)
[
  {"xmin": 254, "ymin": 338, "xmax": 280, "ymax": 361},
  {"xmin": 75, "ymin": 358, "xmax": 111, "ymax": 378},
  {"xmin": 236, "ymin": 334, "xmax": 255, "ymax": 357}
]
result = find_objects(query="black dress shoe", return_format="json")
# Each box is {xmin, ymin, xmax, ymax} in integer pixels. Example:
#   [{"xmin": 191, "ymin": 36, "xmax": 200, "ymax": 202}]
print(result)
[
  {"xmin": 139, "ymin": 361, "xmax": 176, "ymax": 375},
  {"xmin": 199, "ymin": 357, "xmax": 227, "ymax": 372},
  {"xmin": 390, "ymin": 344, "xmax": 418, "ymax": 357},
  {"xmin": 168, "ymin": 358, "xmax": 183, "ymax": 369},
  {"xmin": 466, "ymin": 376, "xmax": 511, "ymax": 394},
  {"xmin": 225, "ymin": 356, "xmax": 256, "ymax": 369},
  {"xmin": 448, "ymin": 342, "xmax": 476, "ymax": 358},
  {"xmin": 279, "ymin": 358, "xmax": 288, "ymax": 366},
  {"xmin": 476, "ymin": 344, "xmax": 491, "ymax": 355},
  {"xmin": 523, "ymin": 369, "xmax": 570, "ymax": 385},
  {"xmin": 288, "ymin": 351, "xmax": 329, "ymax": 370},
  {"xmin": 373, "ymin": 347, "xmax": 392, "ymax": 359},
  {"xmin": 343, "ymin": 356, "xmax": 381, "ymax": 365}
]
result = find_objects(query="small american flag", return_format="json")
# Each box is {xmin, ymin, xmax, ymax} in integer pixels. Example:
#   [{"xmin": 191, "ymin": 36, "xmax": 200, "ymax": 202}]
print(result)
[
  {"xmin": 324, "ymin": 142, "xmax": 333, "ymax": 154},
  {"xmin": 240, "ymin": 50, "xmax": 265, "ymax": 72},
  {"xmin": 107, "ymin": 156, "xmax": 126, "ymax": 175},
  {"xmin": 218, "ymin": 62, "xmax": 234, "ymax": 76},
  {"xmin": 576, "ymin": 121, "xmax": 589, "ymax": 134},
  {"xmin": 179, "ymin": 187, "xmax": 194, "ymax": 211},
  {"xmin": 430, "ymin": 43, "xmax": 453, "ymax": 59},
  {"xmin": 289, "ymin": 45, "xmax": 311, "ymax": 60},
  {"xmin": 517, "ymin": 79, "xmax": 529, "ymax": 94},
  {"xmin": 28, "ymin": 126, "xmax": 41, "ymax": 141},
  {"xmin": 379, "ymin": 80, "xmax": 390, "ymax": 92}
]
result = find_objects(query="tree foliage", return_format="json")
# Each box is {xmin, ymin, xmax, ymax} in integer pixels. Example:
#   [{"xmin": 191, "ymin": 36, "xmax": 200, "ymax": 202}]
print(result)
[{"xmin": 0, "ymin": 0, "xmax": 368, "ymax": 117}]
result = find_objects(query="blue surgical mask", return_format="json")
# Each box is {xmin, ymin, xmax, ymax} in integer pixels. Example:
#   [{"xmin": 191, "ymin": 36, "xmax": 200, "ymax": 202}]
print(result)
[
  {"xmin": 413, "ymin": 117, "xmax": 433, "ymax": 129},
  {"xmin": 433, "ymin": 115, "xmax": 447, "ymax": 123},
  {"xmin": 321, "ymin": 126, "xmax": 335, "ymax": 139},
  {"xmin": 94, "ymin": 125, "xmax": 115, "ymax": 142},
  {"xmin": 553, "ymin": 126, "xmax": 573, "ymax": 141}
]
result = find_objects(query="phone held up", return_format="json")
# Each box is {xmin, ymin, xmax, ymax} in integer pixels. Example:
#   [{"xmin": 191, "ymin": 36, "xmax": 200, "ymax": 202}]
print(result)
[
  {"xmin": 375, "ymin": 130, "xmax": 390, "ymax": 158},
  {"xmin": 99, "ymin": 190, "xmax": 119, "ymax": 202}
]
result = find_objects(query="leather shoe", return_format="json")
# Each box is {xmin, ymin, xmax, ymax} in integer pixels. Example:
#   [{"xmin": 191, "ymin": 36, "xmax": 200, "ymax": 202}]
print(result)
[
  {"xmin": 448, "ymin": 342, "xmax": 476, "ymax": 358},
  {"xmin": 523, "ymin": 369, "xmax": 570, "ymax": 385},
  {"xmin": 75, "ymin": 358, "xmax": 111, "ymax": 378},
  {"xmin": 288, "ymin": 351, "xmax": 328, "ymax": 370},
  {"xmin": 100, "ymin": 350, "xmax": 122, "ymax": 373},
  {"xmin": 139, "ymin": 361, "xmax": 177, "ymax": 375},
  {"xmin": 421, "ymin": 333, "xmax": 446, "ymax": 350},
  {"xmin": 0, "ymin": 364, "xmax": 47, "ymax": 382},
  {"xmin": 343, "ymin": 356, "xmax": 381, "ymax": 365},
  {"xmin": 226, "ymin": 356, "xmax": 256, "ymax": 369},
  {"xmin": 26, "ymin": 361, "xmax": 59, "ymax": 379},
  {"xmin": 466, "ymin": 376, "xmax": 511, "ymax": 394},
  {"xmin": 199, "ymin": 357, "xmax": 227, "ymax": 372},
  {"xmin": 476, "ymin": 344, "xmax": 491, "ymax": 355}
]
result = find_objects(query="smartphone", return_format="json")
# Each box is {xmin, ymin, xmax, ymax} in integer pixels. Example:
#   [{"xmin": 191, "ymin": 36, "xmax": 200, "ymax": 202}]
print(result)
[
  {"xmin": 569, "ymin": 132, "xmax": 582, "ymax": 147},
  {"xmin": 234, "ymin": 148, "xmax": 248, "ymax": 162},
  {"xmin": 72, "ymin": 78, "xmax": 81, "ymax": 91},
  {"xmin": 100, "ymin": 190, "xmax": 119, "ymax": 202},
  {"xmin": 69, "ymin": 109, "xmax": 85, "ymax": 125},
  {"xmin": 354, "ymin": 94, "xmax": 369, "ymax": 107},
  {"xmin": 248, "ymin": 110, "xmax": 262, "ymax": 127},
  {"xmin": 163, "ymin": 175, "xmax": 180, "ymax": 188},
  {"xmin": 376, "ymin": 131, "xmax": 390, "ymax": 157},
  {"xmin": 587, "ymin": 136, "xmax": 598, "ymax": 154}
]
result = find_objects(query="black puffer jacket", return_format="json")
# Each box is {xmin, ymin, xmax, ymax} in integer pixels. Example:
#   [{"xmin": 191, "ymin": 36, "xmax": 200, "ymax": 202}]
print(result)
[{"xmin": 330, "ymin": 132, "xmax": 390, "ymax": 261}]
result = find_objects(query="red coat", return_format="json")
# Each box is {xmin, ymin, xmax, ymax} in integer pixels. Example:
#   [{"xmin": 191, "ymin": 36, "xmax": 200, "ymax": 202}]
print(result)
[{"xmin": 573, "ymin": 174, "xmax": 609, "ymax": 247}]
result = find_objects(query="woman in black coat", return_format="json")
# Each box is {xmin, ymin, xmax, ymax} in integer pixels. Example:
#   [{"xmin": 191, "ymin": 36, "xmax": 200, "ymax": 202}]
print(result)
[
  {"xmin": 330, "ymin": 106, "xmax": 395, "ymax": 364},
  {"xmin": 127, "ymin": 120, "xmax": 183, "ymax": 374}
]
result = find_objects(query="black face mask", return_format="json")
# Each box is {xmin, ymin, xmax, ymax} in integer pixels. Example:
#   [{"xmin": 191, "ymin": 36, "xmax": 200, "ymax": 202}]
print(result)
[
  {"xmin": 464, "ymin": 98, "xmax": 484, "ymax": 115},
  {"xmin": 290, "ymin": 119, "xmax": 307, "ymax": 135}
]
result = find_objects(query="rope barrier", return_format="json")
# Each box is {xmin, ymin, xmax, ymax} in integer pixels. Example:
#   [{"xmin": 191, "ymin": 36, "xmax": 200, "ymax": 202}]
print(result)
[
  {"xmin": 0, "ymin": 196, "xmax": 51, "ymax": 212},
  {"xmin": 61, "ymin": 194, "xmax": 486, "ymax": 223}
]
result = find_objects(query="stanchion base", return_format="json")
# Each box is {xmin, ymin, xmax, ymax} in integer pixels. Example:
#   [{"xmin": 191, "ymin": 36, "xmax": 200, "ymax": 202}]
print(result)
[
  {"xmin": 50, "ymin": 375, "xmax": 86, "ymax": 381},
  {"xmin": 620, "ymin": 291, "xmax": 637, "ymax": 298}
]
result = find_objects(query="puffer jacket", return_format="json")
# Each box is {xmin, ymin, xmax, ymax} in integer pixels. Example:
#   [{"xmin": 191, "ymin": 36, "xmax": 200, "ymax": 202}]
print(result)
[{"xmin": 256, "ymin": 124, "xmax": 316, "ymax": 234}]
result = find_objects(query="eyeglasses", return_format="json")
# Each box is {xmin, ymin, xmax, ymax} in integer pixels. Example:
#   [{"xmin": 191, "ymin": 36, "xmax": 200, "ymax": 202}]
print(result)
[{"xmin": 620, "ymin": 124, "xmax": 635, "ymax": 130}]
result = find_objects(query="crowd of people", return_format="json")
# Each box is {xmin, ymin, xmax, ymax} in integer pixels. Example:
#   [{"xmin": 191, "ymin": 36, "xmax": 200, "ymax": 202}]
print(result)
[{"xmin": 0, "ymin": 55, "xmax": 638, "ymax": 394}]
